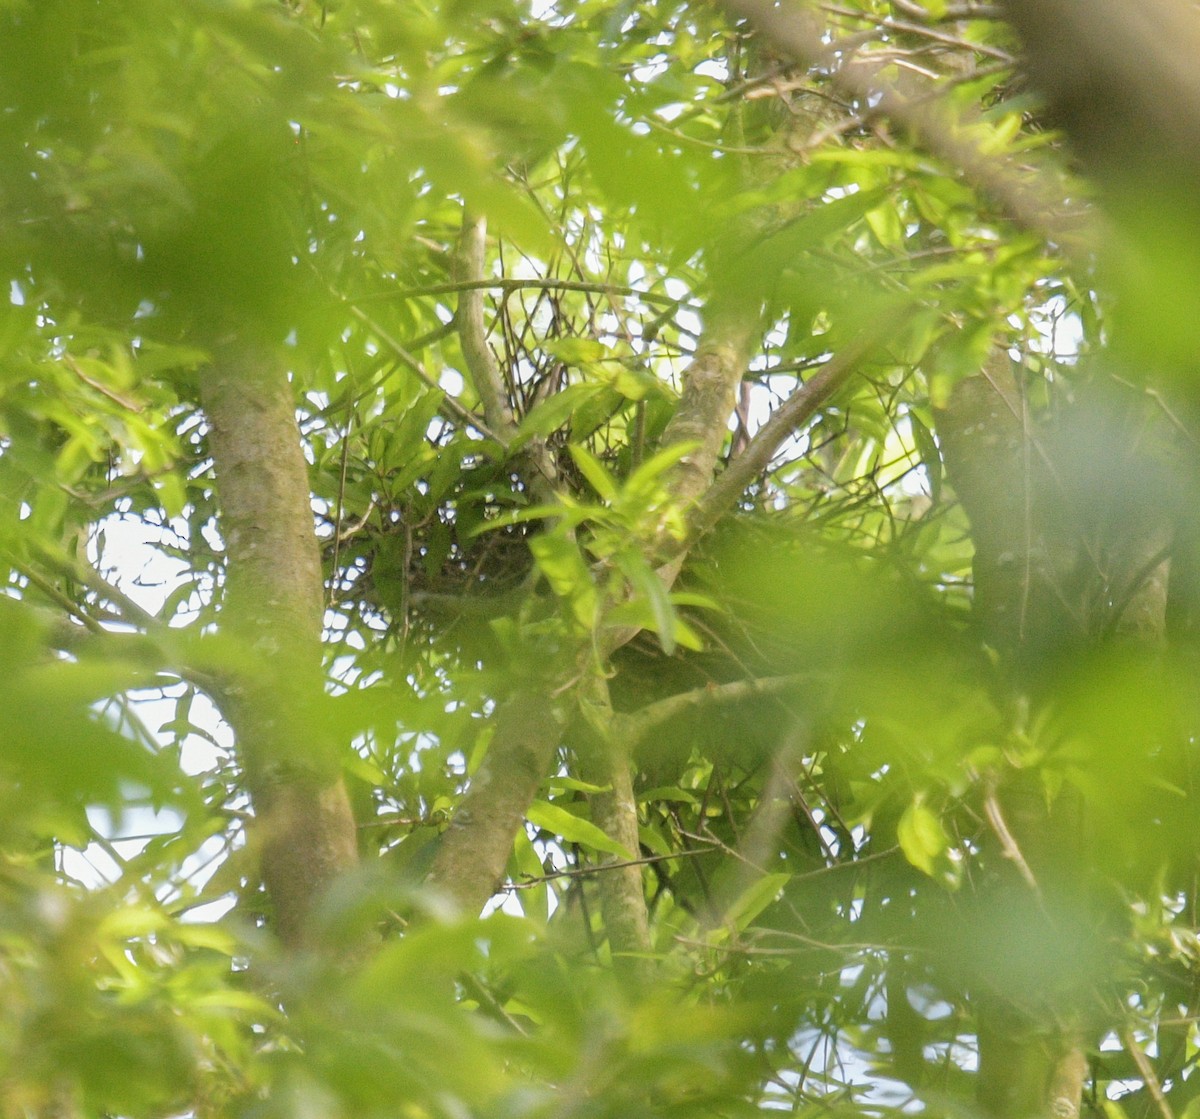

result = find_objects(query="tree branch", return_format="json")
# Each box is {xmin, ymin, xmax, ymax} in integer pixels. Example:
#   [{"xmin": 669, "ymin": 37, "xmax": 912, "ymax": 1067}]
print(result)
[
  {"xmin": 997, "ymin": 0, "xmax": 1200, "ymax": 177},
  {"xmin": 685, "ymin": 331, "xmax": 880, "ymax": 545},
  {"xmin": 723, "ymin": 0, "xmax": 1086, "ymax": 247},
  {"xmin": 452, "ymin": 210, "xmax": 562, "ymax": 502},
  {"xmin": 426, "ymin": 693, "xmax": 565, "ymax": 911},
  {"xmin": 620, "ymin": 673, "xmax": 812, "ymax": 750},
  {"xmin": 577, "ymin": 676, "xmax": 655, "ymax": 984},
  {"xmin": 30, "ymin": 542, "xmax": 162, "ymax": 633},
  {"xmin": 656, "ymin": 300, "xmax": 763, "ymax": 513},
  {"xmin": 454, "ymin": 213, "xmax": 519, "ymax": 441}
]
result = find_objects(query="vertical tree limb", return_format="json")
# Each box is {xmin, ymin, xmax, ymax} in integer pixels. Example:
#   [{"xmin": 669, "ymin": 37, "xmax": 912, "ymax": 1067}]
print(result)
[
  {"xmin": 934, "ymin": 367, "xmax": 1177, "ymax": 1118},
  {"xmin": 200, "ymin": 342, "xmax": 358, "ymax": 949},
  {"xmin": 574, "ymin": 294, "xmax": 763, "ymax": 967},
  {"xmin": 576, "ymin": 682, "xmax": 654, "ymax": 985},
  {"xmin": 685, "ymin": 327, "xmax": 885, "ymax": 546},
  {"xmin": 656, "ymin": 298, "xmax": 760, "ymax": 512},
  {"xmin": 424, "ymin": 214, "xmax": 570, "ymax": 917}
]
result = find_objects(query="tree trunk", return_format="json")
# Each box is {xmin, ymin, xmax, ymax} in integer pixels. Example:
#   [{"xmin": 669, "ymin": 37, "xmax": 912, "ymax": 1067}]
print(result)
[
  {"xmin": 937, "ymin": 368, "xmax": 1084, "ymax": 1119},
  {"xmin": 200, "ymin": 342, "xmax": 358, "ymax": 950},
  {"xmin": 940, "ymin": 364, "xmax": 1177, "ymax": 1117}
]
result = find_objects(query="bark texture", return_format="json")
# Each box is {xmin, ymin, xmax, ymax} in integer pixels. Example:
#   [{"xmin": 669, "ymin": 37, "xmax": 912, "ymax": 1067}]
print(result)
[
  {"xmin": 657, "ymin": 298, "xmax": 760, "ymax": 512},
  {"xmin": 576, "ymin": 680, "xmax": 654, "ymax": 985},
  {"xmin": 426, "ymin": 694, "xmax": 564, "ymax": 912},
  {"xmin": 976, "ymin": 1006, "xmax": 1086, "ymax": 1119},
  {"xmin": 201, "ymin": 344, "xmax": 358, "ymax": 949},
  {"xmin": 586, "ymin": 750, "xmax": 652, "ymax": 976}
]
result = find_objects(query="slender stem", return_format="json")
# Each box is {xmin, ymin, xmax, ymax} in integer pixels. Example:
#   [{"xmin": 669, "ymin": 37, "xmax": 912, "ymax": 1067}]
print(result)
[
  {"xmin": 454, "ymin": 214, "xmax": 519, "ymax": 441},
  {"xmin": 358, "ymin": 276, "xmax": 691, "ymax": 308}
]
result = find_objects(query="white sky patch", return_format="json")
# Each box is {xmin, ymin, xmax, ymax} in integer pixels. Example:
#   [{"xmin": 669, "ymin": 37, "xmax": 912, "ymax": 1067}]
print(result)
[
  {"xmin": 94, "ymin": 512, "xmax": 193, "ymax": 620},
  {"xmin": 694, "ymin": 59, "xmax": 729, "ymax": 83},
  {"xmin": 58, "ymin": 511, "xmax": 235, "ymax": 913},
  {"xmin": 440, "ymin": 367, "xmax": 464, "ymax": 395},
  {"xmin": 1032, "ymin": 295, "xmax": 1084, "ymax": 360},
  {"xmin": 654, "ymin": 102, "xmax": 688, "ymax": 123}
]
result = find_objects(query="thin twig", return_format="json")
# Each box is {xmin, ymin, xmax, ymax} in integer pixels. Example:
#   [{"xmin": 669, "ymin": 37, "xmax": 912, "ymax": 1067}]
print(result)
[
  {"xmin": 7, "ymin": 553, "xmax": 105, "ymax": 633},
  {"xmin": 503, "ymin": 847, "xmax": 711, "ymax": 889},
  {"xmin": 1119, "ymin": 1025, "xmax": 1175, "ymax": 1119},
  {"xmin": 32, "ymin": 542, "xmax": 160, "ymax": 632},
  {"xmin": 982, "ymin": 782, "xmax": 1041, "ymax": 894},
  {"xmin": 346, "ymin": 303, "xmax": 507, "ymax": 446},
  {"xmin": 358, "ymin": 276, "xmax": 690, "ymax": 308},
  {"xmin": 62, "ymin": 353, "xmax": 144, "ymax": 412}
]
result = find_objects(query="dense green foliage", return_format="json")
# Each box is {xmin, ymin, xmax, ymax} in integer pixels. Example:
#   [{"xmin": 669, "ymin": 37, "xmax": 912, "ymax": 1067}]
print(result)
[{"xmin": 2, "ymin": 1, "xmax": 1200, "ymax": 1117}]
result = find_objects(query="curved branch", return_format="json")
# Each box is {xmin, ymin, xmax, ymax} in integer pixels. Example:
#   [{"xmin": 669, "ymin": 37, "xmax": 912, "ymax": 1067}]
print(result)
[
  {"xmin": 454, "ymin": 214, "xmax": 519, "ymax": 441},
  {"xmin": 452, "ymin": 211, "xmax": 562, "ymax": 501},
  {"xmin": 620, "ymin": 673, "xmax": 813, "ymax": 750}
]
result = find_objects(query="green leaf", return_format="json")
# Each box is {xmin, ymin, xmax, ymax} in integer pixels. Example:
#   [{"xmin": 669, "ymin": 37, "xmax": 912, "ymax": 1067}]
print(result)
[
  {"xmin": 526, "ymin": 800, "xmax": 634, "ymax": 859},
  {"xmin": 512, "ymin": 827, "xmax": 548, "ymax": 923},
  {"xmin": 638, "ymin": 786, "xmax": 699, "ymax": 804},
  {"xmin": 865, "ymin": 201, "xmax": 905, "ymax": 251},
  {"xmin": 153, "ymin": 472, "xmax": 188, "ymax": 518},
  {"xmin": 725, "ymin": 872, "xmax": 790, "ymax": 931},
  {"xmin": 619, "ymin": 552, "xmax": 676, "ymax": 654},
  {"xmin": 624, "ymin": 439, "xmax": 699, "ymax": 499},
  {"xmin": 908, "ymin": 410, "xmax": 942, "ymax": 503},
  {"xmin": 467, "ymin": 502, "xmax": 574, "ymax": 536},
  {"xmin": 897, "ymin": 799, "xmax": 952, "ymax": 878},
  {"xmin": 543, "ymin": 775, "xmax": 612, "ymax": 795},
  {"xmin": 568, "ymin": 443, "xmax": 619, "ymax": 503},
  {"xmin": 543, "ymin": 337, "xmax": 611, "ymax": 366},
  {"xmin": 530, "ymin": 531, "xmax": 597, "ymax": 627},
  {"xmin": 516, "ymin": 382, "xmax": 608, "ymax": 439}
]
